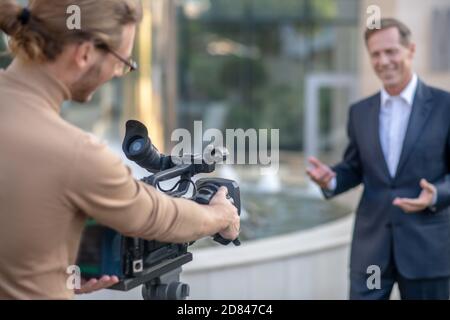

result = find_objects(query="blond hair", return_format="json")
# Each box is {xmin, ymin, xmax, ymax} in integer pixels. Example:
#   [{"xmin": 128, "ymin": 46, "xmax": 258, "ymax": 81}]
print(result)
[
  {"xmin": 365, "ymin": 18, "xmax": 412, "ymax": 47},
  {"xmin": 0, "ymin": 0, "xmax": 143, "ymax": 62}
]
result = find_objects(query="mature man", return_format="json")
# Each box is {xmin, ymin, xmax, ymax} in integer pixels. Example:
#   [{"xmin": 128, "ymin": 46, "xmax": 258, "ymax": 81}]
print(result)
[
  {"xmin": 0, "ymin": 0, "xmax": 239, "ymax": 299},
  {"xmin": 307, "ymin": 18, "xmax": 450, "ymax": 299}
]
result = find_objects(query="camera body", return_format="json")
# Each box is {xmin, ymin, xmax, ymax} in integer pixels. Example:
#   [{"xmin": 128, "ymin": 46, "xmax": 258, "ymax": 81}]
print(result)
[{"xmin": 76, "ymin": 120, "xmax": 240, "ymax": 294}]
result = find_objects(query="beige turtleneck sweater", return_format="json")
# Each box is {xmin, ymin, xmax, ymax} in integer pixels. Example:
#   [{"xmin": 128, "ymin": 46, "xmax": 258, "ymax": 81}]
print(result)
[{"xmin": 0, "ymin": 59, "xmax": 213, "ymax": 299}]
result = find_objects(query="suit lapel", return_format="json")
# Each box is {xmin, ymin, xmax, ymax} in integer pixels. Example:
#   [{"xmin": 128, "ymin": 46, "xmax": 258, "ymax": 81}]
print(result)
[
  {"xmin": 394, "ymin": 81, "xmax": 433, "ymax": 180},
  {"xmin": 367, "ymin": 93, "xmax": 393, "ymax": 181}
]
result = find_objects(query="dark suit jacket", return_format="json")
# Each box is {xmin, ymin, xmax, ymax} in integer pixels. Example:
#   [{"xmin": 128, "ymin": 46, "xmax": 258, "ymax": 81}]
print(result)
[{"xmin": 325, "ymin": 80, "xmax": 450, "ymax": 279}]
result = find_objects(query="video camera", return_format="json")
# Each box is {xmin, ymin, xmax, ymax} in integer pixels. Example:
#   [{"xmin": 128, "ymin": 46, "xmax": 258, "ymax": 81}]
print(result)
[{"xmin": 76, "ymin": 120, "xmax": 241, "ymax": 300}]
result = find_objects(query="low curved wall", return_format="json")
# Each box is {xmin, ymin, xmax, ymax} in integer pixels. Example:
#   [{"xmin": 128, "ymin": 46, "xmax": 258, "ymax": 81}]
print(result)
[{"xmin": 182, "ymin": 214, "xmax": 354, "ymax": 299}]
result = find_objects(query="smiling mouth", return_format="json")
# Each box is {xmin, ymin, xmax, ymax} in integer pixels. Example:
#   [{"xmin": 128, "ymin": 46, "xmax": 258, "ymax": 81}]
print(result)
[{"xmin": 379, "ymin": 69, "xmax": 396, "ymax": 77}]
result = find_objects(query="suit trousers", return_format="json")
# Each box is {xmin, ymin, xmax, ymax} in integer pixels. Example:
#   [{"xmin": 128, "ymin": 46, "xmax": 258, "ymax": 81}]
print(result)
[{"xmin": 349, "ymin": 260, "xmax": 450, "ymax": 300}]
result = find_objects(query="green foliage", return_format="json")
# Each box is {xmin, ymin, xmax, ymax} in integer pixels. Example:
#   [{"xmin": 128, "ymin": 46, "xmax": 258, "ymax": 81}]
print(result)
[
  {"xmin": 226, "ymin": 84, "xmax": 303, "ymax": 149},
  {"xmin": 257, "ymin": 85, "xmax": 303, "ymax": 149},
  {"xmin": 190, "ymin": 54, "xmax": 227, "ymax": 100},
  {"xmin": 179, "ymin": 0, "xmax": 359, "ymax": 151},
  {"xmin": 219, "ymin": 57, "xmax": 267, "ymax": 92}
]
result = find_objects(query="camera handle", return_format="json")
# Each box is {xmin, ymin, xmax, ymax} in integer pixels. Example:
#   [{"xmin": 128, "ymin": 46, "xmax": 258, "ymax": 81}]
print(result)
[
  {"xmin": 145, "ymin": 168, "xmax": 241, "ymax": 246},
  {"xmin": 191, "ymin": 182, "xmax": 241, "ymax": 246}
]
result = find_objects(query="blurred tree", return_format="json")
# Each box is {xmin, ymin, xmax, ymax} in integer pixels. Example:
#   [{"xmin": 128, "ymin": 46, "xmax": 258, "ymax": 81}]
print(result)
[
  {"xmin": 220, "ymin": 57, "xmax": 266, "ymax": 93},
  {"xmin": 178, "ymin": 0, "xmax": 359, "ymax": 150}
]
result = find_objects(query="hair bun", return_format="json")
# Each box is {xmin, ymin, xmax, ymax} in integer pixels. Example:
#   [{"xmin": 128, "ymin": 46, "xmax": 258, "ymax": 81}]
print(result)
[{"xmin": 17, "ymin": 8, "xmax": 31, "ymax": 25}]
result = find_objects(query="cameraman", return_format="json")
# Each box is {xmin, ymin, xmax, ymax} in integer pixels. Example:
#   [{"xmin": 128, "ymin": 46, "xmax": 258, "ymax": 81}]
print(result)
[{"xmin": 0, "ymin": 0, "xmax": 239, "ymax": 299}]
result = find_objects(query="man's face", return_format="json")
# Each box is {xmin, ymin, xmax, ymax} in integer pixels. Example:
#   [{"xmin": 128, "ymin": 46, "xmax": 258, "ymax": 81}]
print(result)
[
  {"xmin": 367, "ymin": 27, "xmax": 415, "ymax": 92},
  {"xmin": 71, "ymin": 24, "xmax": 137, "ymax": 103}
]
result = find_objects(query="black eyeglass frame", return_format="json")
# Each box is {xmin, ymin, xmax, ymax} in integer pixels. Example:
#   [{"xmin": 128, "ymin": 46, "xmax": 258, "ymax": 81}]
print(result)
[{"xmin": 95, "ymin": 42, "xmax": 138, "ymax": 74}]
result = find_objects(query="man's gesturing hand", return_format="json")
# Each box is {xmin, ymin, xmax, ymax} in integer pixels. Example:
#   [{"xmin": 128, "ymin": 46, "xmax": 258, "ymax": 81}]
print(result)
[
  {"xmin": 306, "ymin": 156, "xmax": 336, "ymax": 189},
  {"xmin": 393, "ymin": 179, "xmax": 437, "ymax": 213}
]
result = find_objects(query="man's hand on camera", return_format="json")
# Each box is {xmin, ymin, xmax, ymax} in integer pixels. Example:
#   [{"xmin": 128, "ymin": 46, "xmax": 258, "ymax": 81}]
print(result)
[
  {"xmin": 74, "ymin": 275, "xmax": 119, "ymax": 294},
  {"xmin": 209, "ymin": 186, "xmax": 240, "ymax": 240}
]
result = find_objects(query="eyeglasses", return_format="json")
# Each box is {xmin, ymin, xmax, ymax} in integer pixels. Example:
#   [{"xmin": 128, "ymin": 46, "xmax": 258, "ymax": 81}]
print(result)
[{"xmin": 95, "ymin": 42, "xmax": 138, "ymax": 76}]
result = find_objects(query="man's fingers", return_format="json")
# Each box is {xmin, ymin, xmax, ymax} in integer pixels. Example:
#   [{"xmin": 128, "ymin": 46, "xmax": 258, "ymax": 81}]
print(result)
[
  {"xmin": 307, "ymin": 164, "xmax": 327, "ymax": 178},
  {"xmin": 86, "ymin": 278, "xmax": 102, "ymax": 293},
  {"xmin": 313, "ymin": 167, "xmax": 335, "ymax": 183},
  {"xmin": 210, "ymin": 187, "xmax": 229, "ymax": 205},
  {"xmin": 75, "ymin": 278, "xmax": 97, "ymax": 294},
  {"xmin": 216, "ymin": 186, "xmax": 228, "ymax": 197},
  {"xmin": 75, "ymin": 275, "xmax": 120, "ymax": 294},
  {"xmin": 397, "ymin": 198, "xmax": 424, "ymax": 206},
  {"xmin": 95, "ymin": 275, "xmax": 119, "ymax": 291},
  {"xmin": 306, "ymin": 158, "xmax": 335, "ymax": 189},
  {"xmin": 95, "ymin": 275, "xmax": 112, "ymax": 288},
  {"xmin": 402, "ymin": 204, "xmax": 420, "ymax": 213},
  {"xmin": 308, "ymin": 156, "xmax": 322, "ymax": 168},
  {"xmin": 393, "ymin": 200, "xmax": 417, "ymax": 212},
  {"xmin": 420, "ymin": 179, "xmax": 435, "ymax": 193},
  {"xmin": 392, "ymin": 179, "xmax": 435, "ymax": 214},
  {"xmin": 306, "ymin": 168, "xmax": 320, "ymax": 181},
  {"xmin": 393, "ymin": 198, "xmax": 425, "ymax": 212},
  {"xmin": 306, "ymin": 168, "xmax": 320, "ymax": 180},
  {"xmin": 322, "ymin": 170, "xmax": 336, "ymax": 181},
  {"xmin": 317, "ymin": 171, "xmax": 331, "ymax": 183},
  {"xmin": 396, "ymin": 198, "xmax": 426, "ymax": 207}
]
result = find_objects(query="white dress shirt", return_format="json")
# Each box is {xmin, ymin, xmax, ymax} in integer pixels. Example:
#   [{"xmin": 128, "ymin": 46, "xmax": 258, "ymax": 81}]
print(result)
[{"xmin": 379, "ymin": 73, "xmax": 418, "ymax": 177}]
